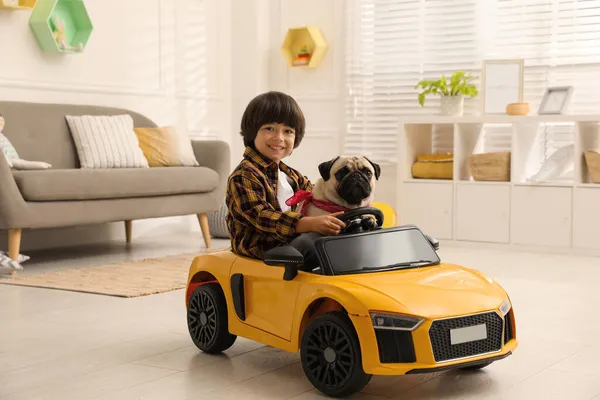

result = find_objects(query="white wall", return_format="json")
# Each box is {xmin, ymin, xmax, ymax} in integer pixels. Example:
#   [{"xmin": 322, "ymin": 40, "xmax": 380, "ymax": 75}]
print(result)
[
  {"xmin": 263, "ymin": 0, "xmax": 345, "ymax": 183},
  {"xmin": 0, "ymin": 0, "xmax": 398, "ymax": 253},
  {"xmin": 262, "ymin": 0, "xmax": 398, "ymax": 207},
  {"xmin": 0, "ymin": 0, "xmax": 232, "ymax": 251}
]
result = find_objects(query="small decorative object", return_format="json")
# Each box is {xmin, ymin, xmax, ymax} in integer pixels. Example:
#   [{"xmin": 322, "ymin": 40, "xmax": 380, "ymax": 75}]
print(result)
[
  {"xmin": 584, "ymin": 151, "xmax": 600, "ymax": 183},
  {"xmin": 468, "ymin": 152, "xmax": 511, "ymax": 181},
  {"xmin": 280, "ymin": 26, "xmax": 328, "ymax": 68},
  {"xmin": 411, "ymin": 153, "xmax": 453, "ymax": 180},
  {"xmin": 292, "ymin": 45, "xmax": 311, "ymax": 66},
  {"xmin": 52, "ymin": 15, "xmax": 84, "ymax": 51},
  {"xmin": 481, "ymin": 59, "xmax": 524, "ymax": 114},
  {"xmin": 506, "ymin": 102, "xmax": 530, "ymax": 116},
  {"xmin": 538, "ymin": 86, "xmax": 573, "ymax": 115},
  {"xmin": 415, "ymin": 71, "xmax": 478, "ymax": 117}
]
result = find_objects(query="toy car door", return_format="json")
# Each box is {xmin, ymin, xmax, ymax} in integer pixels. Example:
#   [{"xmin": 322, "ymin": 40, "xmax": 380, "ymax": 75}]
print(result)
[{"xmin": 229, "ymin": 258, "xmax": 301, "ymax": 341}]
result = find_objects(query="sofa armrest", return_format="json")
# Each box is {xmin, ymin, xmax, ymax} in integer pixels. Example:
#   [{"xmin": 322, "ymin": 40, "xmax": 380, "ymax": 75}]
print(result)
[
  {"xmin": 191, "ymin": 139, "xmax": 231, "ymax": 200},
  {"xmin": 0, "ymin": 155, "xmax": 28, "ymax": 229}
]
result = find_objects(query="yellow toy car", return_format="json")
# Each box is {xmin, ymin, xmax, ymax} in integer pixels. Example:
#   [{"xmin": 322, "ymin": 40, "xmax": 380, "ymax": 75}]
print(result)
[{"xmin": 185, "ymin": 207, "xmax": 517, "ymax": 398}]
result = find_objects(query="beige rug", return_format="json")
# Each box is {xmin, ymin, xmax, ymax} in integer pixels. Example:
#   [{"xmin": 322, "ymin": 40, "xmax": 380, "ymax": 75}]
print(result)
[{"xmin": 0, "ymin": 248, "xmax": 228, "ymax": 298}]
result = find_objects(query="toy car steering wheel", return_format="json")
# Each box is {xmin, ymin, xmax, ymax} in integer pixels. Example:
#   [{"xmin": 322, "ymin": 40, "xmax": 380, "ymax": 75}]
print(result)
[{"xmin": 336, "ymin": 206, "xmax": 384, "ymax": 234}]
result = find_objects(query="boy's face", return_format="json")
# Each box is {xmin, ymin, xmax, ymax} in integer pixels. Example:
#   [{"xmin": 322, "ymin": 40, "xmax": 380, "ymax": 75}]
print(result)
[{"xmin": 254, "ymin": 123, "xmax": 295, "ymax": 163}]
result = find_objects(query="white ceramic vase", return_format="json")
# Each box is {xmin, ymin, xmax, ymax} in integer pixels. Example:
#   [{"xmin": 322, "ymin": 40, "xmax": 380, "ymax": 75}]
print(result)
[{"xmin": 440, "ymin": 95, "xmax": 464, "ymax": 116}]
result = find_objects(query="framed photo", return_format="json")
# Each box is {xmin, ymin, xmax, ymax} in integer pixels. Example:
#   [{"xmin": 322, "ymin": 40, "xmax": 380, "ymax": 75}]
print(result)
[
  {"xmin": 481, "ymin": 59, "xmax": 525, "ymax": 114},
  {"xmin": 538, "ymin": 86, "xmax": 573, "ymax": 115}
]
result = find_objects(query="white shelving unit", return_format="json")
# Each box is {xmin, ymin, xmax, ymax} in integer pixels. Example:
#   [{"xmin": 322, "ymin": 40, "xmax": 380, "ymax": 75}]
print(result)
[{"xmin": 396, "ymin": 114, "xmax": 600, "ymax": 253}]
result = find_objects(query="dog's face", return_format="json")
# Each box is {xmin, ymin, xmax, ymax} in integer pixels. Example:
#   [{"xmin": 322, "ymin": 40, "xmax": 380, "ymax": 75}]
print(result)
[{"xmin": 317, "ymin": 155, "xmax": 380, "ymax": 206}]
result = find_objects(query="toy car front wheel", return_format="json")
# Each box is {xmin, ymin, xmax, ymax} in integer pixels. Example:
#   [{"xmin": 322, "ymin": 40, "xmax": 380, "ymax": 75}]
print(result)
[
  {"xmin": 300, "ymin": 311, "xmax": 372, "ymax": 398},
  {"xmin": 187, "ymin": 282, "xmax": 236, "ymax": 354}
]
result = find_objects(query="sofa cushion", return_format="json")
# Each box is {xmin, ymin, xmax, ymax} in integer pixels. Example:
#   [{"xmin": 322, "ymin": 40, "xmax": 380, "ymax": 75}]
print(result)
[
  {"xmin": 13, "ymin": 167, "xmax": 219, "ymax": 201},
  {"xmin": 65, "ymin": 114, "xmax": 150, "ymax": 169}
]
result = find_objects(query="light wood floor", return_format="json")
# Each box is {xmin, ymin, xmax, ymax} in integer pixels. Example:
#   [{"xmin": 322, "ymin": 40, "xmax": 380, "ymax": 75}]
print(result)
[{"xmin": 1, "ymin": 233, "xmax": 600, "ymax": 399}]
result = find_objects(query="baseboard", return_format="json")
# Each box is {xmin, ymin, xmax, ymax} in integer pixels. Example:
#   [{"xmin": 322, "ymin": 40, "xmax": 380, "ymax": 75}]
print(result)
[{"xmin": 438, "ymin": 239, "xmax": 600, "ymax": 258}]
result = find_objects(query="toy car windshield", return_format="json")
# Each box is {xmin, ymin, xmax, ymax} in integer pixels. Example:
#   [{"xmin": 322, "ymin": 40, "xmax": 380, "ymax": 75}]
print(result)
[{"xmin": 315, "ymin": 226, "xmax": 440, "ymax": 275}]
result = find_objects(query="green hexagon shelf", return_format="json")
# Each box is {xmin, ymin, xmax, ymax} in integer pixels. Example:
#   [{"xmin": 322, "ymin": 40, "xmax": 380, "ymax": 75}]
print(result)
[
  {"xmin": 281, "ymin": 26, "xmax": 328, "ymax": 68},
  {"xmin": 29, "ymin": 0, "xmax": 92, "ymax": 53}
]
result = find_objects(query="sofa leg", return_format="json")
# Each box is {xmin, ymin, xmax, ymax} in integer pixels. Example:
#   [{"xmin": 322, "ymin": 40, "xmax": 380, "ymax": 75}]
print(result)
[
  {"xmin": 197, "ymin": 213, "xmax": 211, "ymax": 248},
  {"xmin": 124, "ymin": 220, "xmax": 132, "ymax": 243},
  {"xmin": 8, "ymin": 228, "xmax": 22, "ymax": 261}
]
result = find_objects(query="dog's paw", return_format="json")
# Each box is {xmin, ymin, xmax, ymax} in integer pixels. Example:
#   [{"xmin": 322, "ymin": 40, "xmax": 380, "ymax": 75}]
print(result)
[{"xmin": 361, "ymin": 215, "xmax": 379, "ymax": 230}]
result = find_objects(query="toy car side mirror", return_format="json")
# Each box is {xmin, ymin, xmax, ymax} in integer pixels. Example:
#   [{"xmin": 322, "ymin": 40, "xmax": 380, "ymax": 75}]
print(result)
[
  {"xmin": 264, "ymin": 245, "xmax": 304, "ymax": 281},
  {"xmin": 425, "ymin": 234, "xmax": 440, "ymax": 250}
]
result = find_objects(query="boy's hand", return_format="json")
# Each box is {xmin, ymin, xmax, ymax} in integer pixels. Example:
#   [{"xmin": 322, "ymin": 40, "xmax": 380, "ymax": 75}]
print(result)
[{"xmin": 297, "ymin": 212, "xmax": 346, "ymax": 235}]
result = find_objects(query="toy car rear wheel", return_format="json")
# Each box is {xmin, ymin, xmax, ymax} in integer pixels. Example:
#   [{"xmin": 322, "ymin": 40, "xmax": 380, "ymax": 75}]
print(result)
[
  {"xmin": 300, "ymin": 311, "xmax": 372, "ymax": 398},
  {"xmin": 187, "ymin": 282, "xmax": 236, "ymax": 354}
]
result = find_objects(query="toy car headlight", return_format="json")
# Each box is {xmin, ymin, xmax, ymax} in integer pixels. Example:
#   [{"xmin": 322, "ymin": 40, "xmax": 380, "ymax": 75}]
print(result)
[
  {"xmin": 370, "ymin": 312, "xmax": 424, "ymax": 331},
  {"xmin": 499, "ymin": 297, "xmax": 511, "ymax": 316}
]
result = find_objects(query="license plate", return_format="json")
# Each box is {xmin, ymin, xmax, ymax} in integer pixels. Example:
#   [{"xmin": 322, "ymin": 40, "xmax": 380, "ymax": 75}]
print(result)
[{"xmin": 450, "ymin": 324, "xmax": 487, "ymax": 345}]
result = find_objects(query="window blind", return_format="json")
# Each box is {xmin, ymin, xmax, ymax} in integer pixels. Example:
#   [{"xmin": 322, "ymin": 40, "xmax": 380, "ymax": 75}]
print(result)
[
  {"xmin": 344, "ymin": 0, "xmax": 481, "ymax": 163},
  {"xmin": 344, "ymin": 0, "xmax": 600, "ymax": 167}
]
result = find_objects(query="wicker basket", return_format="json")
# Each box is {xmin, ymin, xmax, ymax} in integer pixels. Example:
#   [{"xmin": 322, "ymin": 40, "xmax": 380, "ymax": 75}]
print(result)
[
  {"xmin": 468, "ymin": 152, "xmax": 511, "ymax": 181},
  {"xmin": 584, "ymin": 151, "xmax": 600, "ymax": 183},
  {"xmin": 206, "ymin": 200, "xmax": 230, "ymax": 238},
  {"xmin": 411, "ymin": 153, "xmax": 453, "ymax": 180}
]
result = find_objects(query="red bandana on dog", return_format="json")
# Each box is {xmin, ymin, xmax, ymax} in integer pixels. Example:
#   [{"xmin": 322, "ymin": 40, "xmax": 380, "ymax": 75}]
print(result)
[{"xmin": 286, "ymin": 190, "xmax": 370, "ymax": 215}]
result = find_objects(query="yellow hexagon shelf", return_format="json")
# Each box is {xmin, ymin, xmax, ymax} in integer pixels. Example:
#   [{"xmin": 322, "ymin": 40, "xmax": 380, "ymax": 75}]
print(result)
[
  {"xmin": 0, "ymin": 0, "xmax": 37, "ymax": 10},
  {"xmin": 281, "ymin": 26, "xmax": 328, "ymax": 68}
]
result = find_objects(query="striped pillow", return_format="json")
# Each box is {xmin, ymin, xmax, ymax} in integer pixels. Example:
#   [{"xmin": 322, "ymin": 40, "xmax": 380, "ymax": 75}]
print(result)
[{"xmin": 65, "ymin": 114, "xmax": 149, "ymax": 169}]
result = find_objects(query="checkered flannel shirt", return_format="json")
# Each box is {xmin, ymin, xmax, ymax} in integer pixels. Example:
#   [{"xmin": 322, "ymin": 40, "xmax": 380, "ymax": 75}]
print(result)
[{"xmin": 226, "ymin": 146, "xmax": 314, "ymax": 259}]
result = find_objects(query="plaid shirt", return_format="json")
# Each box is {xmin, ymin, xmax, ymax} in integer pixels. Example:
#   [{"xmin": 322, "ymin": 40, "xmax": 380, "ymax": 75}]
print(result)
[{"xmin": 226, "ymin": 147, "xmax": 314, "ymax": 259}]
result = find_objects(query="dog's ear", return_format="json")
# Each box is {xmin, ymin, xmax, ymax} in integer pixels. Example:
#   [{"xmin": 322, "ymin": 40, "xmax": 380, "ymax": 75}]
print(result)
[
  {"xmin": 318, "ymin": 156, "xmax": 340, "ymax": 181},
  {"xmin": 364, "ymin": 157, "xmax": 381, "ymax": 180}
]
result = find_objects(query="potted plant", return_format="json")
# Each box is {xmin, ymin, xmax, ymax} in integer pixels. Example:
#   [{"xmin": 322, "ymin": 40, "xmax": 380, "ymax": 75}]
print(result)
[{"xmin": 414, "ymin": 71, "xmax": 478, "ymax": 116}]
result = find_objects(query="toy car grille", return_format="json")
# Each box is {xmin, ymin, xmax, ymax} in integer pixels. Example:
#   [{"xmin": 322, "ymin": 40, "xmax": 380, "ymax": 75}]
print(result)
[
  {"xmin": 429, "ymin": 312, "xmax": 503, "ymax": 363},
  {"xmin": 375, "ymin": 330, "xmax": 417, "ymax": 364},
  {"xmin": 504, "ymin": 311, "xmax": 514, "ymax": 344}
]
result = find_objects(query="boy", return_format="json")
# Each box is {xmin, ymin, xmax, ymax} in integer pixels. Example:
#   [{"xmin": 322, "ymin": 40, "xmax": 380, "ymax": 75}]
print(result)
[{"xmin": 226, "ymin": 91, "xmax": 345, "ymax": 268}]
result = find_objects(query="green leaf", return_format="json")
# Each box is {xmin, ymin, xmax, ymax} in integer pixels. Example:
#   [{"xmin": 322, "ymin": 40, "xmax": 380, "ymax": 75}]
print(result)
[{"xmin": 418, "ymin": 92, "xmax": 425, "ymax": 106}]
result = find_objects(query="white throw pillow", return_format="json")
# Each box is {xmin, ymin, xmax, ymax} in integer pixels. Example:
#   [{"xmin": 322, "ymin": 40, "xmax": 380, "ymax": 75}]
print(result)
[{"xmin": 65, "ymin": 114, "xmax": 149, "ymax": 169}]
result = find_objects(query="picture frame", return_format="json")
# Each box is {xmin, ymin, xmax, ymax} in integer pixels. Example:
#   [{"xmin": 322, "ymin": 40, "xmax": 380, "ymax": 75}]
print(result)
[
  {"xmin": 481, "ymin": 59, "xmax": 525, "ymax": 115},
  {"xmin": 538, "ymin": 86, "xmax": 573, "ymax": 115}
]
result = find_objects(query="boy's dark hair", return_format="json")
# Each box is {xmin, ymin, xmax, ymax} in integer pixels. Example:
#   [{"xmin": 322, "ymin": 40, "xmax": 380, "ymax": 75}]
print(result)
[{"xmin": 240, "ymin": 91, "xmax": 305, "ymax": 149}]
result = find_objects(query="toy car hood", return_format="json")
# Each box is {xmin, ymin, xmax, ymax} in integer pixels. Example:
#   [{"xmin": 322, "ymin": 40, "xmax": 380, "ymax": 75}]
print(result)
[{"xmin": 333, "ymin": 263, "xmax": 507, "ymax": 319}]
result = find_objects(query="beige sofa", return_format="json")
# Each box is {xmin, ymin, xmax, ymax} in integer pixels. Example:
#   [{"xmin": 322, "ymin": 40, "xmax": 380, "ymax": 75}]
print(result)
[{"xmin": 0, "ymin": 100, "xmax": 231, "ymax": 261}]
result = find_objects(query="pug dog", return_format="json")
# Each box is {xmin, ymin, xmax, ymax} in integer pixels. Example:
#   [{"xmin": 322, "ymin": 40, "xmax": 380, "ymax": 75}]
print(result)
[{"xmin": 287, "ymin": 155, "xmax": 381, "ymax": 231}]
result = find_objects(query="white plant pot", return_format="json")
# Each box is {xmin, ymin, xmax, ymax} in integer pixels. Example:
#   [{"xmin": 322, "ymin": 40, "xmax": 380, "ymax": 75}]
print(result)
[{"xmin": 440, "ymin": 95, "xmax": 464, "ymax": 116}]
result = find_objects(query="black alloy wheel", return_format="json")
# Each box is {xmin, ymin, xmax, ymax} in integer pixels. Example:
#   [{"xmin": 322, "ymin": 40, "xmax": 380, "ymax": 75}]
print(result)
[
  {"xmin": 187, "ymin": 282, "xmax": 236, "ymax": 354},
  {"xmin": 300, "ymin": 312, "xmax": 372, "ymax": 398}
]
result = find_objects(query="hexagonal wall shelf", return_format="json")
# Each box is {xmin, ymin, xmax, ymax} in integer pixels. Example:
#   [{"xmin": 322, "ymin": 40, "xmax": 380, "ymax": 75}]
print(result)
[
  {"xmin": 0, "ymin": 0, "xmax": 37, "ymax": 10},
  {"xmin": 29, "ymin": 0, "xmax": 92, "ymax": 53},
  {"xmin": 281, "ymin": 26, "xmax": 327, "ymax": 68}
]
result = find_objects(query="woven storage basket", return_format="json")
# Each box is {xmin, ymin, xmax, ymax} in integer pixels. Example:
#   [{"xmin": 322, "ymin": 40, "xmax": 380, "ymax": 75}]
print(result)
[
  {"xmin": 468, "ymin": 152, "xmax": 511, "ymax": 181},
  {"xmin": 206, "ymin": 201, "xmax": 230, "ymax": 238},
  {"xmin": 584, "ymin": 151, "xmax": 600, "ymax": 183},
  {"xmin": 411, "ymin": 153, "xmax": 453, "ymax": 180}
]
